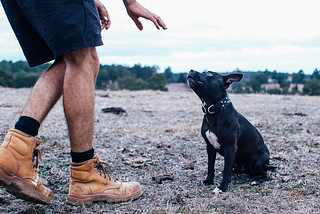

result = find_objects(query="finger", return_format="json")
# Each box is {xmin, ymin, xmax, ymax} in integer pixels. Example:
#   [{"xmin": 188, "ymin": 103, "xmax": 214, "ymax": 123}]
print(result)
[
  {"xmin": 105, "ymin": 19, "xmax": 111, "ymax": 29},
  {"xmin": 101, "ymin": 22, "xmax": 106, "ymax": 30},
  {"xmin": 98, "ymin": 6, "xmax": 111, "ymax": 30},
  {"xmin": 149, "ymin": 16, "xmax": 161, "ymax": 30},
  {"xmin": 104, "ymin": 11, "xmax": 111, "ymax": 29},
  {"xmin": 148, "ymin": 14, "xmax": 167, "ymax": 30},
  {"xmin": 156, "ymin": 17, "xmax": 167, "ymax": 30},
  {"xmin": 134, "ymin": 19, "xmax": 143, "ymax": 31}
]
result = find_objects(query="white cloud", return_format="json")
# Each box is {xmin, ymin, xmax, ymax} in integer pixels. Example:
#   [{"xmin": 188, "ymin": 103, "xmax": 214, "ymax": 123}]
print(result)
[{"xmin": 1, "ymin": 0, "xmax": 320, "ymax": 73}]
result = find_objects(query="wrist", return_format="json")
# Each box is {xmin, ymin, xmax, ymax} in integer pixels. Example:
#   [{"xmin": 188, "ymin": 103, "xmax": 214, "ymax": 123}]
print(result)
[{"xmin": 123, "ymin": 0, "xmax": 136, "ymax": 6}]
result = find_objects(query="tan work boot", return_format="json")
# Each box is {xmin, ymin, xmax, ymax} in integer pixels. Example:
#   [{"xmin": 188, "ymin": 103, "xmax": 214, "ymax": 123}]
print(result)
[
  {"xmin": 67, "ymin": 155, "xmax": 142, "ymax": 205},
  {"xmin": 0, "ymin": 129, "xmax": 52, "ymax": 204}
]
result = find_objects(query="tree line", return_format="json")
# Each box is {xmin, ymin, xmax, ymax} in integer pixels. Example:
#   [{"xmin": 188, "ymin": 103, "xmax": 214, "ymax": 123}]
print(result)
[
  {"xmin": 0, "ymin": 60, "xmax": 319, "ymax": 95},
  {"xmin": 0, "ymin": 60, "xmax": 179, "ymax": 91},
  {"xmin": 230, "ymin": 69, "xmax": 320, "ymax": 95}
]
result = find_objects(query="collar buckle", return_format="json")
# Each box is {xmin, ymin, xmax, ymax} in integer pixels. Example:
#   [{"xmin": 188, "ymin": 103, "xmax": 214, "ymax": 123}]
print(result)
[{"xmin": 207, "ymin": 104, "xmax": 216, "ymax": 114}]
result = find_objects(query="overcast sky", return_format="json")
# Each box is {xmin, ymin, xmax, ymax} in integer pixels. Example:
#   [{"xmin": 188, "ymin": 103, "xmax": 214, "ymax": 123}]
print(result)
[{"xmin": 0, "ymin": 0, "xmax": 319, "ymax": 74}]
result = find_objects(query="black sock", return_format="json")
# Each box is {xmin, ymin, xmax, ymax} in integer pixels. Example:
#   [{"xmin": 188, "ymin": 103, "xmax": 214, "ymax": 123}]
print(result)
[
  {"xmin": 70, "ymin": 148, "xmax": 95, "ymax": 163},
  {"xmin": 14, "ymin": 116, "xmax": 40, "ymax": 137}
]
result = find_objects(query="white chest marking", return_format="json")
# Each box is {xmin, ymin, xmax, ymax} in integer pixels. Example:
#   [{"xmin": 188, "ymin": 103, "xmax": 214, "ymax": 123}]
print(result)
[{"xmin": 205, "ymin": 130, "xmax": 220, "ymax": 149}]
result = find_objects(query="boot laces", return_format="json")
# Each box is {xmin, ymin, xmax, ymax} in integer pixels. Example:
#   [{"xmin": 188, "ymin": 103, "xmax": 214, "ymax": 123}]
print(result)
[
  {"xmin": 94, "ymin": 160, "xmax": 115, "ymax": 181},
  {"xmin": 32, "ymin": 142, "xmax": 42, "ymax": 168}
]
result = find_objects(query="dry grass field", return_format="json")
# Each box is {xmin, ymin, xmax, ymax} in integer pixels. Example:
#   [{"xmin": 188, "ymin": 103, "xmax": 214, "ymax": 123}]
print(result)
[{"xmin": 0, "ymin": 86, "xmax": 319, "ymax": 213}]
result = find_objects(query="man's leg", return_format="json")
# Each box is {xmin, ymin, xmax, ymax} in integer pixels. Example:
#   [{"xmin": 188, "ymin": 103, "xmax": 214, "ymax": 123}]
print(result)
[
  {"xmin": 62, "ymin": 47, "xmax": 99, "ymax": 154},
  {"xmin": 21, "ymin": 57, "xmax": 66, "ymax": 123},
  {"xmin": 0, "ymin": 57, "xmax": 66, "ymax": 205},
  {"xmin": 63, "ymin": 47, "xmax": 142, "ymax": 205}
]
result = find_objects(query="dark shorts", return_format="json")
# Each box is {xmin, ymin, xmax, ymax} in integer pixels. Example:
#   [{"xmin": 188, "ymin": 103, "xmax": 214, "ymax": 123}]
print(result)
[{"xmin": 1, "ymin": 0, "xmax": 103, "ymax": 67}]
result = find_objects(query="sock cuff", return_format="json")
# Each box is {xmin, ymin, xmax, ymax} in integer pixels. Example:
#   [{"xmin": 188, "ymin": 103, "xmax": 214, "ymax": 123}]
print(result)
[
  {"xmin": 14, "ymin": 116, "xmax": 40, "ymax": 137},
  {"xmin": 70, "ymin": 148, "xmax": 95, "ymax": 163}
]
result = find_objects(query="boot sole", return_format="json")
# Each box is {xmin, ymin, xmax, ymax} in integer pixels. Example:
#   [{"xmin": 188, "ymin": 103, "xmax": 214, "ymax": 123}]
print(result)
[
  {"xmin": 66, "ymin": 188, "xmax": 143, "ymax": 205},
  {"xmin": 0, "ymin": 165, "xmax": 51, "ymax": 205}
]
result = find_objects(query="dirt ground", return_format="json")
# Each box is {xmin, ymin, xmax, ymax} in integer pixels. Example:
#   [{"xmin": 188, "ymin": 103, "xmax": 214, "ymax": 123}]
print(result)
[{"xmin": 0, "ymin": 86, "xmax": 319, "ymax": 214}]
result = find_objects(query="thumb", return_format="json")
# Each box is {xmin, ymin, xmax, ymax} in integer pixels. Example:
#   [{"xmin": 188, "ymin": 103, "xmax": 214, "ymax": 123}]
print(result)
[{"xmin": 133, "ymin": 19, "xmax": 143, "ymax": 31}]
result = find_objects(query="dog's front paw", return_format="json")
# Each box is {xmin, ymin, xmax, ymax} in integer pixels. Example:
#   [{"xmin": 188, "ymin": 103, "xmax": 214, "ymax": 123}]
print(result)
[
  {"xmin": 203, "ymin": 179, "xmax": 214, "ymax": 185},
  {"xmin": 213, "ymin": 187, "xmax": 223, "ymax": 194},
  {"xmin": 218, "ymin": 185, "xmax": 228, "ymax": 192}
]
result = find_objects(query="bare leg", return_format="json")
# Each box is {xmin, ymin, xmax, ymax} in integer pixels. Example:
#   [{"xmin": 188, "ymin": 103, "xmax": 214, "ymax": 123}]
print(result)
[
  {"xmin": 21, "ymin": 57, "xmax": 66, "ymax": 123},
  {"xmin": 62, "ymin": 47, "xmax": 99, "ymax": 153}
]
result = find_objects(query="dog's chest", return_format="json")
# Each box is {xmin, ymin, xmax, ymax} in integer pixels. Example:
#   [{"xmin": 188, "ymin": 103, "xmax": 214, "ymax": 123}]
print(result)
[{"xmin": 205, "ymin": 130, "xmax": 221, "ymax": 149}]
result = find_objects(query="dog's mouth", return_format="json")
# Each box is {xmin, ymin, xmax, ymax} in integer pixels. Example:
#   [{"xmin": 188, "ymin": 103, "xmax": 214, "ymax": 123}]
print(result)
[{"xmin": 187, "ymin": 75, "xmax": 204, "ymax": 86}]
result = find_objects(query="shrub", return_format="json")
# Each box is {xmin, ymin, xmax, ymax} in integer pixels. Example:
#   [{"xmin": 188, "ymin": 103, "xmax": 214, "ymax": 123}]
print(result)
[
  {"xmin": 267, "ymin": 88, "xmax": 282, "ymax": 95},
  {"xmin": 147, "ymin": 73, "xmax": 168, "ymax": 91},
  {"xmin": 15, "ymin": 71, "xmax": 41, "ymax": 88},
  {"xmin": 117, "ymin": 76, "xmax": 148, "ymax": 91},
  {"xmin": 303, "ymin": 79, "xmax": 320, "ymax": 95},
  {"xmin": 0, "ymin": 69, "xmax": 14, "ymax": 87}
]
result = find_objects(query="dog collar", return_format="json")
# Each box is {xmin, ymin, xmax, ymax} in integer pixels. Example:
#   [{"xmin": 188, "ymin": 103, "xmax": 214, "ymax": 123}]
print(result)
[{"xmin": 202, "ymin": 94, "xmax": 231, "ymax": 114}]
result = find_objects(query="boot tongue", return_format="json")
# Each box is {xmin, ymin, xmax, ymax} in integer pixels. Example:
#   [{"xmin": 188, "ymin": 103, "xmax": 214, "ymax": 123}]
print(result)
[
  {"xmin": 93, "ymin": 156, "xmax": 116, "ymax": 182},
  {"xmin": 93, "ymin": 154, "xmax": 100, "ymax": 161}
]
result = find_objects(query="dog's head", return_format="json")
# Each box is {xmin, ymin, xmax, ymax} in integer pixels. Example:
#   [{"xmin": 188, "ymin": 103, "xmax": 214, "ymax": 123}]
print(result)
[{"xmin": 187, "ymin": 69, "xmax": 243, "ymax": 103}]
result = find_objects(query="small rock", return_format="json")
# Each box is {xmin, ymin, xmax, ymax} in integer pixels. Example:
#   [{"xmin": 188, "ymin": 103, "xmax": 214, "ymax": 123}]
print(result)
[
  {"xmin": 152, "ymin": 174, "xmax": 174, "ymax": 184},
  {"xmin": 184, "ymin": 161, "xmax": 196, "ymax": 170}
]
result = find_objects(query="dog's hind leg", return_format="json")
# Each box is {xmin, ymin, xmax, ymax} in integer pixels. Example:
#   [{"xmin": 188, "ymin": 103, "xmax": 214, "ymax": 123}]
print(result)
[{"xmin": 249, "ymin": 152, "xmax": 269, "ymax": 185}]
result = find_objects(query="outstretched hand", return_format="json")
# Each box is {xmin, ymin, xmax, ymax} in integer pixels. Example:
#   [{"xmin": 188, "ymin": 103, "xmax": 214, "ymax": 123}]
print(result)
[
  {"xmin": 94, "ymin": 0, "xmax": 111, "ymax": 30},
  {"xmin": 123, "ymin": 0, "xmax": 167, "ymax": 30}
]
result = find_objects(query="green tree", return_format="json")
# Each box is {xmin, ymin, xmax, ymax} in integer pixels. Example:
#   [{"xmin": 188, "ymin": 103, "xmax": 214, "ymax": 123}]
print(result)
[
  {"xmin": 273, "ymin": 72, "xmax": 289, "ymax": 88},
  {"xmin": 96, "ymin": 68, "xmax": 109, "ymax": 89},
  {"xmin": 267, "ymin": 88, "xmax": 282, "ymax": 95},
  {"xmin": 15, "ymin": 71, "xmax": 40, "ymax": 88},
  {"xmin": 292, "ymin": 70, "xmax": 305, "ymax": 84},
  {"xmin": 129, "ymin": 64, "xmax": 158, "ymax": 80},
  {"xmin": 164, "ymin": 67, "xmax": 173, "ymax": 83},
  {"xmin": 303, "ymin": 79, "xmax": 320, "ymax": 95},
  {"xmin": 245, "ymin": 72, "xmax": 268, "ymax": 93},
  {"xmin": 0, "ymin": 69, "xmax": 15, "ymax": 87},
  {"xmin": 107, "ymin": 64, "xmax": 131, "ymax": 82},
  {"xmin": 252, "ymin": 73, "xmax": 269, "ymax": 84},
  {"xmin": 0, "ymin": 60, "xmax": 50, "ymax": 74},
  {"xmin": 177, "ymin": 73, "xmax": 187, "ymax": 83},
  {"xmin": 147, "ymin": 73, "xmax": 168, "ymax": 91},
  {"xmin": 271, "ymin": 70, "xmax": 277, "ymax": 80},
  {"xmin": 311, "ymin": 68, "xmax": 320, "ymax": 80},
  {"xmin": 117, "ymin": 76, "xmax": 148, "ymax": 91},
  {"xmin": 231, "ymin": 81, "xmax": 246, "ymax": 93},
  {"xmin": 246, "ymin": 79, "xmax": 261, "ymax": 92}
]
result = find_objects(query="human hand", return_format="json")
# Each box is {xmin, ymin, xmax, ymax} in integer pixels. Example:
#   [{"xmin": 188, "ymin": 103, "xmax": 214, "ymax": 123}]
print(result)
[
  {"xmin": 94, "ymin": 0, "xmax": 111, "ymax": 30},
  {"xmin": 123, "ymin": 0, "xmax": 167, "ymax": 30}
]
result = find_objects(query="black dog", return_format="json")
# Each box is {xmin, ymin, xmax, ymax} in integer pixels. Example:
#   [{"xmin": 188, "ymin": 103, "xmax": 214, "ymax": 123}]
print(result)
[{"xmin": 187, "ymin": 70, "xmax": 270, "ymax": 192}]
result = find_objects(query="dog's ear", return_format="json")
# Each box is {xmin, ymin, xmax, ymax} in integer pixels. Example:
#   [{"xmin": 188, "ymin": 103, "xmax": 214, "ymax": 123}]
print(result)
[{"xmin": 223, "ymin": 73, "xmax": 243, "ymax": 84}]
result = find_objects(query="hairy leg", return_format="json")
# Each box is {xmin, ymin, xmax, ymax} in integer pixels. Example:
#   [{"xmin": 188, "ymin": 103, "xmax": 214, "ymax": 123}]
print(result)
[
  {"xmin": 21, "ymin": 57, "xmax": 66, "ymax": 123},
  {"xmin": 63, "ymin": 47, "xmax": 99, "ymax": 153}
]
